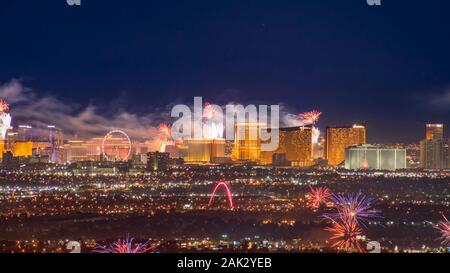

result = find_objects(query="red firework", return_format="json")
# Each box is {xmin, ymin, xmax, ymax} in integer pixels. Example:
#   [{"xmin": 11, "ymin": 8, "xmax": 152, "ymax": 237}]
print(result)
[
  {"xmin": 299, "ymin": 110, "xmax": 322, "ymax": 125},
  {"xmin": 306, "ymin": 186, "xmax": 332, "ymax": 209},
  {"xmin": 324, "ymin": 216, "xmax": 365, "ymax": 253},
  {"xmin": 0, "ymin": 99, "xmax": 9, "ymax": 113},
  {"xmin": 436, "ymin": 214, "xmax": 450, "ymax": 246}
]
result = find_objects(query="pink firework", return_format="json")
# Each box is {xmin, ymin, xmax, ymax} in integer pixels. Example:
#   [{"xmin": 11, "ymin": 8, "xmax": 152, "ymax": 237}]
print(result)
[
  {"xmin": 436, "ymin": 214, "xmax": 450, "ymax": 246},
  {"xmin": 0, "ymin": 99, "xmax": 9, "ymax": 113},
  {"xmin": 299, "ymin": 110, "xmax": 322, "ymax": 125},
  {"xmin": 93, "ymin": 236, "xmax": 156, "ymax": 253},
  {"xmin": 324, "ymin": 216, "xmax": 365, "ymax": 253},
  {"xmin": 306, "ymin": 185, "xmax": 332, "ymax": 209}
]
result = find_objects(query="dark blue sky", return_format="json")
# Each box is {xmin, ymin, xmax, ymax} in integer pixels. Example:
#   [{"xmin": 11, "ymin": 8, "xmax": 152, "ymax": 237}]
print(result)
[{"xmin": 1, "ymin": 0, "xmax": 450, "ymax": 142}]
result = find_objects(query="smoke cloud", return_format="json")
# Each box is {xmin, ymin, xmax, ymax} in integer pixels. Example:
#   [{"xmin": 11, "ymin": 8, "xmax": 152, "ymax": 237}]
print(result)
[{"xmin": 0, "ymin": 79, "xmax": 310, "ymax": 143}]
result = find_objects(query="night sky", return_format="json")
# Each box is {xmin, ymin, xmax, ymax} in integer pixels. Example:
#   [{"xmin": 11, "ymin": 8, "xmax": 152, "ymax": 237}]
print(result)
[{"xmin": 1, "ymin": 0, "xmax": 450, "ymax": 143}]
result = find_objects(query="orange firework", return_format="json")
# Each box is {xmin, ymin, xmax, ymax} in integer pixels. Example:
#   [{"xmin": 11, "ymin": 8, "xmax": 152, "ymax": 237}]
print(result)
[
  {"xmin": 299, "ymin": 110, "xmax": 322, "ymax": 125},
  {"xmin": 0, "ymin": 99, "xmax": 9, "ymax": 113},
  {"xmin": 324, "ymin": 216, "xmax": 365, "ymax": 253},
  {"xmin": 306, "ymin": 185, "xmax": 332, "ymax": 209},
  {"xmin": 158, "ymin": 123, "xmax": 172, "ymax": 139}
]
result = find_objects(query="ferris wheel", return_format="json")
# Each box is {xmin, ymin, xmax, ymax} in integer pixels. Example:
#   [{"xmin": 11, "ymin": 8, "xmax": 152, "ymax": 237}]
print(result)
[{"xmin": 101, "ymin": 129, "xmax": 132, "ymax": 161}]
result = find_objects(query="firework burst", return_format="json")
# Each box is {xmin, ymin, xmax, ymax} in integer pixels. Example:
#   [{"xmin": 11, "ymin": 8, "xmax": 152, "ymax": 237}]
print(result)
[
  {"xmin": 324, "ymin": 193, "xmax": 381, "ymax": 226},
  {"xmin": 202, "ymin": 102, "xmax": 223, "ymax": 140},
  {"xmin": 158, "ymin": 123, "xmax": 172, "ymax": 139},
  {"xmin": 299, "ymin": 110, "xmax": 322, "ymax": 125},
  {"xmin": 436, "ymin": 214, "xmax": 450, "ymax": 246},
  {"xmin": 306, "ymin": 186, "xmax": 332, "ymax": 209},
  {"xmin": 324, "ymin": 216, "xmax": 365, "ymax": 253},
  {"xmin": 0, "ymin": 99, "xmax": 9, "ymax": 113},
  {"xmin": 93, "ymin": 236, "xmax": 156, "ymax": 253}
]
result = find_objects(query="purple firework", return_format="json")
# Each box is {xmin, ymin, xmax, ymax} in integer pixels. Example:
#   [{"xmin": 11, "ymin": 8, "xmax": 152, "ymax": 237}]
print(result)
[{"xmin": 322, "ymin": 193, "xmax": 382, "ymax": 226}]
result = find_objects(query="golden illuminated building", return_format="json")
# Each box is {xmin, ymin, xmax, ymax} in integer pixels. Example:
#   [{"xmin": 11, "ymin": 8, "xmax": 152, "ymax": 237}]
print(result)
[
  {"xmin": 232, "ymin": 123, "xmax": 262, "ymax": 162},
  {"xmin": 210, "ymin": 139, "xmax": 225, "ymax": 159},
  {"xmin": 0, "ymin": 142, "xmax": 4, "ymax": 159},
  {"xmin": 183, "ymin": 139, "xmax": 226, "ymax": 163},
  {"xmin": 13, "ymin": 141, "xmax": 33, "ymax": 157},
  {"xmin": 184, "ymin": 139, "xmax": 212, "ymax": 163},
  {"xmin": 325, "ymin": 124, "xmax": 366, "ymax": 166},
  {"xmin": 261, "ymin": 126, "xmax": 313, "ymax": 167}
]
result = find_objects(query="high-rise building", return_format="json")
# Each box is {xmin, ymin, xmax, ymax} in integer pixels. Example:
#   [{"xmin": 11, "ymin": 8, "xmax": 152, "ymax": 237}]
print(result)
[
  {"xmin": 17, "ymin": 125, "xmax": 33, "ymax": 141},
  {"xmin": 420, "ymin": 124, "xmax": 450, "ymax": 169},
  {"xmin": 16, "ymin": 125, "xmax": 64, "ymax": 161},
  {"xmin": 261, "ymin": 126, "xmax": 313, "ymax": 167},
  {"xmin": 232, "ymin": 123, "xmax": 262, "ymax": 162},
  {"xmin": 426, "ymin": 123, "xmax": 444, "ymax": 141},
  {"xmin": 420, "ymin": 138, "xmax": 450, "ymax": 169},
  {"xmin": 325, "ymin": 124, "xmax": 366, "ymax": 166},
  {"xmin": 147, "ymin": 151, "xmax": 170, "ymax": 171},
  {"xmin": 345, "ymin": 144, "xmax": 406, "ymax": 170}
]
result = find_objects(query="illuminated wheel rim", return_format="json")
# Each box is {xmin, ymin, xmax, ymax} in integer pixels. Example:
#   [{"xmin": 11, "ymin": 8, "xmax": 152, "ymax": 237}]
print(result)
[{"xmin": 101, "ymin": 129, "xmax": 132, "ymax": 161}]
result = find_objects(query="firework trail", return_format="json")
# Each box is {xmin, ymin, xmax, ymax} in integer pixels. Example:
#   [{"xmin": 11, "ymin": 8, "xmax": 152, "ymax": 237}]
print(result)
[
  {"xmin": 93, "ymin": 236, "xmax": 156, "ymax": 253},
  {"xmin": 299, "ymin": 110, "xmax": 322, "ymax": 125},
  {"xmin": 436, "ymin": 214, "xmax": 450, "ymax": 246},
  {"xmin": 306, "ymin": 186, "xmax": 332, "ymax": 209},
  {"xmin": 0, "ymin": 99, "xmax": 9, "ymax": 113},
  {"xmin": 324, "ymin": 216, "xmax": 365, "ymax": 253},
  {"xmin": 323, "ymin": 193, "xmax": 381, "ymax": 227}
]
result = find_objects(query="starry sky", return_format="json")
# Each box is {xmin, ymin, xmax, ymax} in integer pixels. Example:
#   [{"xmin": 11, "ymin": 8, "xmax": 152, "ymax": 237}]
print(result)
[{"xmin": 1, "ymin": 0, "xmax": 450, "ymax": 143}]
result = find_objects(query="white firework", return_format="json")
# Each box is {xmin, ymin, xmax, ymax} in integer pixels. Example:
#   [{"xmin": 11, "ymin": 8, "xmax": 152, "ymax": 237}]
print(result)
[
  {"xmin": 312, "ymin": 126, "xmax": 321, "ymax": 144},
  {"xmin": 0, "ymin": 113, "xmax": 11, "ymax": 138}
]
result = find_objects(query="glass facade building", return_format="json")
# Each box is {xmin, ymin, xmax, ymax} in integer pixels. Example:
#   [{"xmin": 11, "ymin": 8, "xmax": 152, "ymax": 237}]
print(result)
[{"xmin": 345, "ymin": 144, "xmax": 407, "ymax": 170}]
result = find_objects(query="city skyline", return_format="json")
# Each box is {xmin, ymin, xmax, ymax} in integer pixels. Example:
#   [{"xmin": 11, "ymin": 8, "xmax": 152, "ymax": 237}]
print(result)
[
  {"xmin": 1, "ymin": 1, "xmax": 450, "ymax": 143},
  {"xmin": 0, "ymin": 0, "xmax": 449, "ymax": 258}
]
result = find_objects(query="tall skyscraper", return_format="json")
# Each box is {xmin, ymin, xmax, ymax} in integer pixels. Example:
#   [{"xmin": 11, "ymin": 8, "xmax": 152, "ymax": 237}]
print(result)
[
  {"xmin": 232, "ymin": 122, "xmax": 262, "ymax": 162},
  {"xmin": 325, "ymin": 124, "xmax": 366, "ymax": 166},
  {"xmin": 420, "ymin": 123, "xmax": 450, "ymax": 169},
  {"xmin": 426, "ymin": 123, "xmax": 444, "ymax": 141},
  {"xmin": 260, "ymin": 126, "xmax": 313, "ymax": 167}
]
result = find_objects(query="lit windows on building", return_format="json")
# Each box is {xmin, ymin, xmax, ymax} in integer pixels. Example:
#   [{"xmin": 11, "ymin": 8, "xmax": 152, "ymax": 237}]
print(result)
[
  {"xmin": 325, "ymin": 124, "xmax": 366, "ymax": 166},
  {"xmin": 345, "ymin": 144, "xmax": 407, "ymax": 170}
]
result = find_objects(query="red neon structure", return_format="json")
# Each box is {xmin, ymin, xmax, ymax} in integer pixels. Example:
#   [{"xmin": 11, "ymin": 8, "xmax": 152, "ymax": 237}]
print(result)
[{"xmin": 208, "ymin": 181, "xmax": 234, "ymax": 208}]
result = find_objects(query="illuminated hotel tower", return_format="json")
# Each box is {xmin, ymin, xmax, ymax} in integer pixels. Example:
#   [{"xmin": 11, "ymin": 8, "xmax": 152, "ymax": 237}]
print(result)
[
  {"xmin": 325, "ymin": 124, "xmax": 366, "ymax": 166},
  {"xmin": 260, "ymin": 126, "xmax": 313, "ymax": 167},
  {"xmin": 232, "ymin": 122, "xmax": 262, "ymax": 162},
  {"xmin": 420, "ymin": 123, "xmax": 450, "ymax": 169}
]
